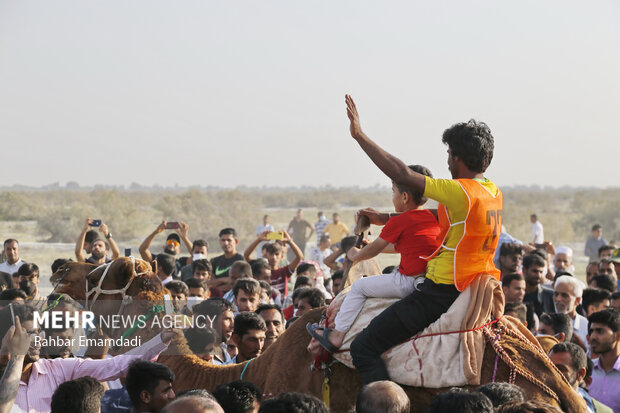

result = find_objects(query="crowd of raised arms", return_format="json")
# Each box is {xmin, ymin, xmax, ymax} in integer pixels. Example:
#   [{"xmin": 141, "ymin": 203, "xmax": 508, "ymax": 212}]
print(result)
[{"xmin": 1, "ymin": 96, "xmax": 619, "ymax": 413}]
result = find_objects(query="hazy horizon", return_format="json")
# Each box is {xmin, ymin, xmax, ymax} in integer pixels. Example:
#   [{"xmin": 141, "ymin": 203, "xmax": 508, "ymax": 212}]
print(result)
[{"xmin": 1, "ymin": 1, "xmax": 618, "ymax": 188}]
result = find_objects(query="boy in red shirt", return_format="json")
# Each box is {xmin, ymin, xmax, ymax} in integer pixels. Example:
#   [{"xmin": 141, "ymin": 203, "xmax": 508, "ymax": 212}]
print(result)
[{"xmin": 308, "ymin": 164, "xmax": 440, "ymax": 352}]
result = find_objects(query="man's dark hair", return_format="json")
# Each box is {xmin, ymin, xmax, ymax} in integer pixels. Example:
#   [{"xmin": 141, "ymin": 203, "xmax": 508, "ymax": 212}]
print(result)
[
  {"xmin": 441, "ymin": 120, "xmax": 494, "ymax": 173},
  {"xmin": 394, "ymin": 164, "xmax": 432, "ymax": 206},
  {"xmin": 17, "ymin": 263, "xmax": 39, "ymax": 279},
  {"xmin": 233, "ymin": 311, "xmax": 267, "ymax": 338},
  {"xmin": 125, "ymin": 360, "xmax": 174, "ymax": 408},
  {"xmin": 256, "ymin": 303, "xmax": 285, "ymax": 323},
  {"xmin": 186, "ymin": 278, "xmax": 208, "ymax": 290},
  {"xmin": 0, "ymin": 288, "xmax": 27, "ymax": 304},
  {"xmin": 588, "ymin": 308, "xmax": 620, "ymax": 334},
  {"xmin": 231, "ymin": 260, "xmax": 252, "ymax": 278},
  {"xmin": 592, "ymin": 224, "xmax": 603, "ymax": 232},
  {"xmin": 51, "ymin": 258, "xmax": 72, "ymax": 274},
  {"xmin": 251, "ymin": 260, "xmax": 271, "ymax": 277},
  {"xmin": 192, "ymin": 259, "xmax": 212, "ymax": 275},
  {"xmin": 213, "ymin": 380, "xmax": 263, "ymax": 413},
  {"xmin": 549, "ymin": 342, "xmax": 587, "ymax": 376},
  {"xmin": 356, "ymin": 381, "xmax": 410, "ymax": 413},
  {"xmin": 500, "ymin": 242, "xmax": 523, "ymax": 257},
  {"xmin": 258, "ymin": 392, "xmax": 328, "ymax": 413},
  {"xmin": 319, "ymin": 234, "xmax": 330, "ymax": 244},
  {"xmin": 523, "ymin": 253, "xmax": 546, "ymax": 270},
  {"xmin": 193, "ymin": 297, "xmax": 234, "ymax": 318},
  {"xmin": 612, "ymin": 291, "xmax": 620, "ymax": 301},
  {"xmin": 296, "ymin": 263, "xmax": 317, "ymax": 276},
  {"xmin": 539, "ymin": 312, "xmax": 573, "ymax": 342},
  {"xmin": 293, "ymin": 275, "xmax": 313, "ymax": 290},
  {"xmin": 291, "ymin": 287, "xmax": 310, "ymax": 303},
  {"xmin": 258, "ymin": 280, "xmax": 272, "ymax": 296},
  {"xmin": 497, "ymin": 401, "xmax": 563, "ymax": 413},
  {"xmin": 599, "ymin": 245, "xmax": 615, "ymax": 257},
  {"xmin": 84, "ymin": 230, "xmax": 99, "ymax": 245},
  {"xmin": 3, "ymin": 238, "xmax": 18, "ymax": 247},
  {"xmin": 166, "ymin": 280, "xmax": 189, "ymax": 296},
  {"xmin": 219, "ymin": 228, "xmax": 237, "ymax": 238},
  {"xmin": 504, "ymin": 302, "xmax": 527, "ymax": 325},
  {"xmin": 592, "ymin": 274, "xmax": 617, "ymax": 293},
  {"xmin": 331, "ymin": 270, "xmax": 344, "ymax": 281},
  {"xmin": 233, "ymin": 278, "xmax": 261, "ymax": 298},
  {"xmin": 475, "ymin": 382, "xmax": 524, "ymax": 408},
  {"xmin": 51, "ymin": 376, "xmax": 105, "ymax": 413},
  {"xmin": 427, "ymin": 388, "xmax": 493, "ymax": 413},
  {"xmin": 193, "ymin": 239, "xmax": 209, "ymax": 249},
  {"xmin": 582, "ymin": 288, "xmax": 612, "ymax": 314},
  {"xmin": 184, "ymin": 326, "xmax": 217, "ymax": 355},
  {"xmin": 502, "ymin": 273, "xmax": 524, "ymax": 289},
  {"xmin": 296, "ymin": 288, "xmax": 325, "ymax": 309},
  {"xmin": 156, "ymin": 253, "xmax": 176, "ymax": 277}
]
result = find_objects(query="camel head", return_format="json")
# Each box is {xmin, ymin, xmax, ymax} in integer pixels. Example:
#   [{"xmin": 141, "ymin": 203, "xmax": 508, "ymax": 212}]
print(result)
[{"xmin": 49, "ymin": 261, "xmax": 98, "ymax": 302}]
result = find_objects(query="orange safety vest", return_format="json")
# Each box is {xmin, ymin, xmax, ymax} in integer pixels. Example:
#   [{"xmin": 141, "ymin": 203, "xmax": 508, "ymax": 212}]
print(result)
[{"xmin": 424, "ymin": 179, "xmax": 503, "ymax": 291}]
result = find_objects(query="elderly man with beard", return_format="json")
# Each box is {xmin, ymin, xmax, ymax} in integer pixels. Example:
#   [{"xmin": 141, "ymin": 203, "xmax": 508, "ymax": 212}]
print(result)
[
  {"xmin": 523, "ymin": 253, "xmax": 554, "ymax": 317},
  {"xmin": 554, "ymin": 246, "xmax": 575, "ymax": 274},
  {"xmin": 554, "ymin": 275, "xmax": 589, "ymax": 348},
  {"xmin": 0, "ymin": 304, "xmax": 176, "ymax": 413},
  {"xmin": 256, "ymin": 304, "xmax": 285, "ymax": 350}
]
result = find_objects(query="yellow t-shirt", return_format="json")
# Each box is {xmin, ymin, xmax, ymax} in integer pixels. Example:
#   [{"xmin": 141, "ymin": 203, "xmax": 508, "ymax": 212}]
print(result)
[
  {"xmin": 423, "ymin": 176, "xmax": 500, "ymax": 285},
  {"xmin": 323, "ymin": 222, "xmax": 350, "ymax": 244}
]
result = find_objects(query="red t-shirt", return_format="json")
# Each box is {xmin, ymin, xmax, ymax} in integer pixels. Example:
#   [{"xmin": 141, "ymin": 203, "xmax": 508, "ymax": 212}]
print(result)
[
  {"xmin": 379, "ymin": 209, "xmax": 440, "ymax": 276},
  {"xmin": 270, "ymin": 265, "xmax": 292, "ymax": 297}
]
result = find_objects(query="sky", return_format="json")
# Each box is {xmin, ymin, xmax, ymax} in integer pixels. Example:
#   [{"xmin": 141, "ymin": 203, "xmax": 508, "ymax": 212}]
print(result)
[{"xmin": 0, "ymin": 1, "xmax": 619, "ymax": 188}]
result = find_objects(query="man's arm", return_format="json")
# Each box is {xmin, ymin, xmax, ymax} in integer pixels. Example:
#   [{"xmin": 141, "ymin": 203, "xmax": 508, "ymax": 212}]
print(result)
[
  {"xmin": 305, "ymin": 221, "xmax": 315, "ymax": 242},
  {"xmin": 346, "ymin": 94, "xmax": 426, "ymax": 192},
  {"xmin": 324, "ymin": 248, "xmax": 344, "ymax": 271},
  {"xmin": 284, "ymin": 231, "xmax": 304, "ymax": 272},
  {"xmin": 139, "ymin": 221, "xmax": 166, "ymax": 262},
  {"xmin": 99, "ymin": 222, "xmax": 120, "ymax": 259},
  {"xmin": 177, "ymin": 222, "xmax": 193, "ymax": 256},
  {"xmin": 0, "ymin": 316, "xmax": 29, "ymax": 413},
  {"xmin": 75, "ymin": 218, "xmax": 91, "ymax": 263},
  {"xmin": 347, "ymin": 238, "xmax": 390, "ymax": 263}
]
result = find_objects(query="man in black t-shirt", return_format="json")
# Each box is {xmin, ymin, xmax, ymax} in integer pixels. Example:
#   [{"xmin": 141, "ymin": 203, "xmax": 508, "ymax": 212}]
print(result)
[{"xmin": 210, "ymin": 228, "xmax": 245, "ymax": 296}]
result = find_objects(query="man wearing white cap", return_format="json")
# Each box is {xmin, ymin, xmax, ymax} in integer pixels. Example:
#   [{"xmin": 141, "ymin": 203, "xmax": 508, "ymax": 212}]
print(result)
[{"xmin": 554, "ymin": 246, "xmax": 575, "ymax": 274}]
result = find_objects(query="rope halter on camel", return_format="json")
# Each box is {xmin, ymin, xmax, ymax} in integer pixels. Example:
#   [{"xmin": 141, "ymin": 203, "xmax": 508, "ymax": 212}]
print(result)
[{"xmin": 85, "ymin": 256, "xmax": 150, "ymax": 316}]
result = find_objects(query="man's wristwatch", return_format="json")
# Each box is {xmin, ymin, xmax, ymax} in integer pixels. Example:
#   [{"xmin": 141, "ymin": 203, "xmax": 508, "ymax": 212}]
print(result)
[{"xmin": 106, "ymin": 233, "xmax": 112, "ymax": 239}]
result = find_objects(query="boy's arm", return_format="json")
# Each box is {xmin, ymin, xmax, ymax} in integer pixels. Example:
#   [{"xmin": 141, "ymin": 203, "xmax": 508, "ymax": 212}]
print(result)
[
  {"xmin": 346, "ymin": 95, "xmax": 426, "ymax": 192},
  {"xmin": 347, "ymin": 238, "xmax": 390, "ymax": 263},
  {"xmin": 284, "ymin": 231, "xmax": 304, "ymax": 272},
  {"xmin": 381, "ymin": 243, "xmax": 397, "ymax": 254},
  {"xmin": 243, "ymin": 232, "xmax": 269, "ymax": 261},
  {"xmin": 139, "ymin": 221, "xmax": 166, "ymax": 262}
]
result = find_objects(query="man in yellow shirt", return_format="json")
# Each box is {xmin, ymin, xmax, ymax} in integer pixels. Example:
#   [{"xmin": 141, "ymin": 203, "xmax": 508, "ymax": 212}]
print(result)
[
  {"xmin": 323, "ymin": 213, "xmax": 350, "ymax": 245},
  {"xmin": 344, "ymin": 95, "xmax": 502, "ymax": 384}
]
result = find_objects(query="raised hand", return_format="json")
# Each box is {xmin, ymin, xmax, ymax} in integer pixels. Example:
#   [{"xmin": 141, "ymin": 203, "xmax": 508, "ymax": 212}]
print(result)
[
  {"xmin": 177, "ymin": 222, "xmax": 189, "ymax": 238},
  {"xmin": 345, "ymin": 94, "xmax": 364, "ymax": 140},
  {"xmin": 156, "ymin": 221, "xmax": 167, "ymax": 234}
]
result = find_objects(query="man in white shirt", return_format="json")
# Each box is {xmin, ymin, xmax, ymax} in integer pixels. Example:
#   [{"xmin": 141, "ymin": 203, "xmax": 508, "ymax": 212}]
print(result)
[
  {"xmin": 530, "ymin": 214, "xmax": 544, "ymax": 244},
  {"xmin": 553, "ymin": 275, "xmax": 589, "ymax": 349},
  {"xmin": 0, "ymin": 239, "xmax": 25, "ymax": 275}
]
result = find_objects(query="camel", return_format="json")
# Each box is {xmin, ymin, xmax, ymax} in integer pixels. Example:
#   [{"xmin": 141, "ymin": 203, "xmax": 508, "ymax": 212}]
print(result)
[{"xmin": 49, "ymin": 258, "xmax": 586, "ymax": 412}]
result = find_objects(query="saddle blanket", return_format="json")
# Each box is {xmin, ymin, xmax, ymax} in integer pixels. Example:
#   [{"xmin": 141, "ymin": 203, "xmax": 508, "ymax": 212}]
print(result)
[{"xmin": 331, "ymin": 274, "xmax": 504, "ymax": 388}]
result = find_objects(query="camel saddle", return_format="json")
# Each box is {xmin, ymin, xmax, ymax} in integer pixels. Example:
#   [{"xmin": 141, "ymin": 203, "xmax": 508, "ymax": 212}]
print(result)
[{"xmin": 330, "ymin": 273, "xmax": 504, "ymax": 388}]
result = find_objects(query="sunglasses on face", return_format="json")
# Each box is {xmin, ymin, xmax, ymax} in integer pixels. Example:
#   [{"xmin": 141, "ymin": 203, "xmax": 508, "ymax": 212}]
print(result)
[{"xmin": 166, "ymin": 240, "xmax": 180, "ymax": 247}]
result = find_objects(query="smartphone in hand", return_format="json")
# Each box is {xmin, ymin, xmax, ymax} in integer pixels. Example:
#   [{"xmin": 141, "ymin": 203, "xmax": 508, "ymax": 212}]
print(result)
[
  {"xmin": 91, "ymin": 219, "xmax": 102, "ymax": 227},
  {"xmin": 165, "ymin": 222, "xmax": 180, "ymax": 229}
]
